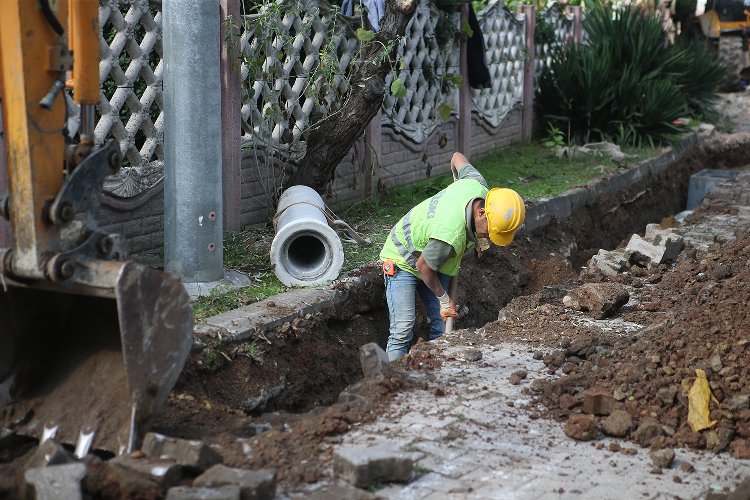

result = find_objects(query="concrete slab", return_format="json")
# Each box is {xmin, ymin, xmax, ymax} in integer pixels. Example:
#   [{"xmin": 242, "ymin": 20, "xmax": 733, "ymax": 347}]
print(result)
[{"xmin": 184, "ymin": 270, "xmax": 253, "ymax": 300}]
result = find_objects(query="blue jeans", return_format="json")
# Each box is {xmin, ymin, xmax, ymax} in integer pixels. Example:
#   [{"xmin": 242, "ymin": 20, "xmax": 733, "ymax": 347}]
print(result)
[{"xmin": 385, "ymin": 268, "xmax": 452, "ymax": 361}]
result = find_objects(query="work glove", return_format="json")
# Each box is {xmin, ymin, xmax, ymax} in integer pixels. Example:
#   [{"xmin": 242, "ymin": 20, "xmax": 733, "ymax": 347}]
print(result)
[{"xmin": 438, "ymin": 292, "xmax": 458, "ymax": 321}]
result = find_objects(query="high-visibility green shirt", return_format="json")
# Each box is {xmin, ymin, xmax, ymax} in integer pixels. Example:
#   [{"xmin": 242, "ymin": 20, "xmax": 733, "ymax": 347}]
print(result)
[{"xmin": 379, "ymin": 178, "xmax": 489, "ymax": 277}]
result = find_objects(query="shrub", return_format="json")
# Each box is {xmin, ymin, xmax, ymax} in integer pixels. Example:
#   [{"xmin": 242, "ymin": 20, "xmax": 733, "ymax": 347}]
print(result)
[{"xmin": 536, "ymin": 4, "xmax": 724, "ymax": 147}]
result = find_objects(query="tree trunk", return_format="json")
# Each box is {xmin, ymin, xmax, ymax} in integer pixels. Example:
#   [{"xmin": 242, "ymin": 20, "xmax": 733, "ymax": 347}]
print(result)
[{"xmin": 287, "ymin": 0, "xmax": 418, "ymax": 192}]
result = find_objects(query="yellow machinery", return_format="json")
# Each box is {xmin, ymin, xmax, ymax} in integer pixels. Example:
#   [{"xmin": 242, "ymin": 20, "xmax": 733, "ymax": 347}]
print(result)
[{"xmin": 0, "ymin": 1, "xmax": 193, "ymax": 454}]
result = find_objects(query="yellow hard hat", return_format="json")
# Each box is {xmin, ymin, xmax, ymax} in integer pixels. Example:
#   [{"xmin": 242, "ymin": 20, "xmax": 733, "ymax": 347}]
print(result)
[{"xmin": 485, "ymin": 188, "xmax": 525, "ymax": 246}]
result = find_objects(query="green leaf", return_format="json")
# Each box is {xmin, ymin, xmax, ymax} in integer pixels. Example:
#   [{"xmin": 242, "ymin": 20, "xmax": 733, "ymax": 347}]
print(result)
[
  {"xmin": 390, "ymin": 79, "xmax": 407, "ymax": 99},
  {"xmin": 437, "ymin": 103, "xmax": 453, "ymax": 121},
  {"xmin": 356, "ymin": 28, "xmax": 375, "ymax": 42},
  {"xmin": 444, "ymin": 73, "xmax": 463, "ymax": 87},
  {"xmin": 461, "ymin": 19, "xmax": 474, "ymax": 38}
]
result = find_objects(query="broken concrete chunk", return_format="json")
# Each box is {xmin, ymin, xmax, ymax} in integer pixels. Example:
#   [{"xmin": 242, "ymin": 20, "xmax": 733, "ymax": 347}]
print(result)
[
  {"xmin": 577, "ymin": 283, "xmax": 630, "ymax": 319},
  {"xmin": 110, "ymin": 455, "xmax": 183, "ymax": 490},
  {"xmin": 649, "ymin": 448, "xmax": 675, "ymax": 469},
  {"xmin": 564, "ymin": 414, "xmax": 598, "ymax": 441},
  {"xmin": 359, "ymin": 343, "xmax": 391, "ymax": 379},
  {"xmin": 25, "ymin": 439, "xmax": 76, "ymax": 469},
  {"xmin": 166, "ymin": 485, "xmax": 241, "ymax": 500},
  {"xmin": 588, "ymin": 249, "xmax": 629, "ymax": 277},
  {"xmin": 142, "ymin": 433, "xmax": 222, "ymax": 471},
  {"xmin": 333, "ymin": 444, "xmax": 414, "ymax": 488},
  {"xmin": 625, "ymin": 228, "xmax": 684, "ymax": 268},
  {"xmin": 193, "ymin": 464, "xmax": 276, "ymax": 500},
  {"xmin": 25, "ymin": 463, "xmax": 87, "ymax": 500},
  {"xmin": 602, "ymin": 409, "xmax": 633, "ymax": 437}
]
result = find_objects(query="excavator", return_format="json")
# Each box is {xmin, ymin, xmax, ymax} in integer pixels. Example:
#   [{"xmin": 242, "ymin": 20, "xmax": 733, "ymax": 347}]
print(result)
[{"xmin": 0, "ymin": 1, "xmax": 193, "ymax": 455}]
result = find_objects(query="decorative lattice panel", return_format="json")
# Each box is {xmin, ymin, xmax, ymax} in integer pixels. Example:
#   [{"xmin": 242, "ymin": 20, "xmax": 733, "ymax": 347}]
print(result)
[
  {"xmin": 471, "ymin": 0, "xmax": 526, "ymax": 128},
  {"xmin": 381, "ymin": 0, "xmax": 460, "ymax": 144},
  {"xmin": 238, "ymin": 0, "xmax": 361, "ymax": 160},
  {"xmin": 85, "ymin": 0, "xmax": 165, "ymax": 198},
  {"xmin": 535, "ymin": 2, "xmax": 575, "ymax": 77}
]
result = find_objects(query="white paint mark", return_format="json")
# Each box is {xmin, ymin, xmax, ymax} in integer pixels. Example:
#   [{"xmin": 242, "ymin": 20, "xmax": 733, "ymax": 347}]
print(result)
[{"xmin": 198, "ymin": 215, "xmax": 204, "ymax": 226}]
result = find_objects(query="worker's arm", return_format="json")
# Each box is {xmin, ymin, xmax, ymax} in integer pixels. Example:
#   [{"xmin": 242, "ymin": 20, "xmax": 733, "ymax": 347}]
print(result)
[
  {"xmin": 451, "ymin": 152, "xmax": 488, "ymax": 188},
  {"xmin": 416, "ymin": 240, "xmax": 458, "ymax": 319}
]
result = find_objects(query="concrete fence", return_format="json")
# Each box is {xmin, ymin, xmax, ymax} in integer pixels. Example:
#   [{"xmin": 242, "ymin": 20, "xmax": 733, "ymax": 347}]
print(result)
[{"xmin": 0, "ymin": 0, "xmax": 582, "ymax": 262}]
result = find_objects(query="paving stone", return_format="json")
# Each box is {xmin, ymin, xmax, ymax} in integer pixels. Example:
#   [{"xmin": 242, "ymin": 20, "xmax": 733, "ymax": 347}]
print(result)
[
  {"xmin": 142, "ymin": 433, "xmax": 222, "ymax": 471},
  {"xmin": 25, "ymin": 439, "xmax": 76, "ymax": 469},
  {"xmin": 25, "ymin": 463, "xmax": 87, "ymax": 500},
  {"xmin": 625, "ymin": 227, "xmax": 684, "ymax": 268},
  {"xmin": 166, "ymin": 485, "xmax": 241, "ymax": 500},
  {"xmin": 359, "ymin": 343, "xmax": 391, "ymax": 379},
  {"xmin": 588, "ymin": 249, "xmax": 628, "ymax": 276},
  {"xmin": 193, "ymin": 464, "xmax": 276, "ymax": 500},
  {"xmin": 333, "ymin": 443, "xmax": 414, "ymax": 488},
  {"xmin": 110, "ymin": 455, "xmax": 183, "ymax": 490}
]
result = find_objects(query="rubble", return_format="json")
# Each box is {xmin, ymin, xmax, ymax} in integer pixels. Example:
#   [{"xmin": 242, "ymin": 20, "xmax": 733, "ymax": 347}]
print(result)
[
  {"xmin": 564, "ymin": 414, "xmax": 598, "ymax": 441},
  {"xmin": 141, "ymin": 433, "xmax": 222, "ymax": 472},
  {"xmin": 576, "ymin": 283, "xmax": 630, "ymax": 319},
  {"xmin": 601, "ymin": 410, "xmax": 633, "ymax": 437},
  {"xmin": 193, "ymin": 465, "xmax": 276, "ymax": 500}
]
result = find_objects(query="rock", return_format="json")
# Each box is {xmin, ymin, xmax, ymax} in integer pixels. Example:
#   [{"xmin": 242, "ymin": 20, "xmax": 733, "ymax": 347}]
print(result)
[
  {"xmin": 564, "ymin": 414, "xmax": 598, "ymax": 441},
  {"xmin": 577, "ymin": 283, "xmax": 630, "ymax": 319},
  {"xmin": 333, "ymin": 444, "xmax": 414, "ymax": 488},
  {"xmin": 730, "ymin": 439, "xmax": 750, "ymax": 459},
  {"xmin": 509, "ymin": 370, "xmax": 527, "ymax": 385},
  {"xmin": 681, "ymin": 462, "xmax": 695, "ymax": 473},
  {"xmin": 141, "ymin": 433, "xmax": 222, "ymax": 472},
  {"xmin": 649, "ymin": 448, "xmax": 675, "ymax": 469},
  {"xmin": 166, "ymin": 485, "xmax": 241, "ymax": 500},
  {"xmin": 533, "ymin": 351, "xmax": 544, "ymax": 360},
  {"xmin": 85, "ymin": 457, "xmax": 163, "ymax": 499},
  {"xmin": 193, "ymin": 465, "xmax": 276, "ymax": 500},
  {"xmin": 25, "ymin": 440, "xmax": 76, "ymax": 469},
  {"xmin": 460, "ymin": 349, "xmax": 482, "ymax": 362},
  {"xmin": 562, "ymin": 294, "xmax": 580, "ymax": 310},
  {"xmin": 657, "ymin": 387, "xmax": 677, "ymax": 406},
  {"xmin": 359, "ymin": 343, "xmax": 391, "ymax": 379},
  {"xmin": 710, "ymin": 354, "xmax": 723, "ymax": 372},
  {"xmin": 559, "ymin": 393, "xmax": 578, "ymax": 410},
  {"xmin": 110, "ymin": 455, "xmax": 183, "ymax": 490},
  {"xmin": 706, "ymin": 427, "xmax": 735, "ymax": 453},
  {"xmin": 602, "ymin": 410, "xmax": 633, "ymax": 437},
  {"xmin": 730, "ymin": 395, "xmax": 750, "ymax": 411},
  {"xmin": 543, "ymin": 350, "xmax": 566, "ymax": 369},
  {"xmin": 633, "ymin": 419, "xmax": 664, "ymax": 447},
  {"xmin": 25, "ymin": 463, "xmax": 87, "ymax": 500},
  {"xmin": 582, "ymin": 387, "xmax": 616, "ymax": 415}
]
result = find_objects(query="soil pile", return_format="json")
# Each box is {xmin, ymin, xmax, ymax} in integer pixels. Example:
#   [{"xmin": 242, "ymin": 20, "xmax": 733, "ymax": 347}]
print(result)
[{"xmin": 531, "ymin": 234, "xmax": 750, "ymax": 456}]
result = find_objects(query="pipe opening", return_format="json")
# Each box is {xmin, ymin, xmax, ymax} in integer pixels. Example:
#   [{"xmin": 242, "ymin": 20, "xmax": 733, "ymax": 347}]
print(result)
[{"xmin": 286, "ymin": 234, "xmax": 327, "ymax": 274}]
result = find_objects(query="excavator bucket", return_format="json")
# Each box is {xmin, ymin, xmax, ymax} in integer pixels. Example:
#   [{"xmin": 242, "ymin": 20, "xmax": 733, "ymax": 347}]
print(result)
[{"xmin": 0, "ymin": 261, "xmax": 193, "ymax": 455}]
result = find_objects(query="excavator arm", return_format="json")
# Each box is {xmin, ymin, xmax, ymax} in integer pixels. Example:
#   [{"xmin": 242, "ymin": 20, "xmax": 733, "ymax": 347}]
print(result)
[{"xmin": 0, "ymin": 0, "xmax": 193, "ymax": 455}]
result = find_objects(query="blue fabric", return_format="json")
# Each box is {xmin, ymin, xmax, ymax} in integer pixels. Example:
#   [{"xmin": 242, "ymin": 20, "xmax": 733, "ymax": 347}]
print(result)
[
  {"xmin": 341, "ymin": 0, "xmax": 385, "ymax": 31},
  {"xmin": 384, "ymin": 269, "xmax": 451, "ymax": 361}
]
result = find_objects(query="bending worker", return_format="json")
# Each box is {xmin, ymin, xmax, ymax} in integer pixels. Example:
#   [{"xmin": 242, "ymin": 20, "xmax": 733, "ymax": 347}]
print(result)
[{"xmin": 379, "ymin": 152, "xmax": 525, "ymax": 361}]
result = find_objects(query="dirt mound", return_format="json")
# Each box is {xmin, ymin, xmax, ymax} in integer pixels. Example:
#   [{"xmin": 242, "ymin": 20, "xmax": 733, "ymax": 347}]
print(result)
[{"xmin": 532, "ymin": 235, "xmax": 750, "ymax": 456}]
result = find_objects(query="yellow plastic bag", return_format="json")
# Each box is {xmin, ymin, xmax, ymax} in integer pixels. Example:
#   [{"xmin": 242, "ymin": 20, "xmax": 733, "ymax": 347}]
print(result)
[{"xmin": 687, "ymin": 369, "xmax": 718, "ymax": 432}]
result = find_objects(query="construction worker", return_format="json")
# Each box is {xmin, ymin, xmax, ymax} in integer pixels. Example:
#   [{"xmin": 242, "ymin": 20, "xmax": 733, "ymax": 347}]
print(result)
[{"xmin": 379, "ymin": 152, "xmax": 525, "ymax": 361}]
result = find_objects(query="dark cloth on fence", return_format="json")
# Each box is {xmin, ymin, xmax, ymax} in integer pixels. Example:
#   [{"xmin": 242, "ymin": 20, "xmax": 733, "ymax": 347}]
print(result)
[{"xmin": 467, "ymin": 3, "xmax": 491, "ymax": 89}]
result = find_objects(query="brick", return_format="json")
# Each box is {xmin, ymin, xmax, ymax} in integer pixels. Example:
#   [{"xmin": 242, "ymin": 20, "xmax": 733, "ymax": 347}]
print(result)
[
  {"xmin": 583, "ymin": 387, "xmax": 616, "ymax": 415},
  {"xmin": 166, "ymin": 486, "xmax": 241, "ymax": 500},
  {"xmin": 333, "ymin": 444, "xmax": 414, "ymax": 488},
  {"xmin": 141, "ymin": 433, "xmax": 222, "ymax": 472},
  {"xmin": 25, "ymin": 463, "xmax": 87, "ymax": 500},
  {"xmin": 193, "ymin": 464, "xmax": 276, "ymax": 500}
]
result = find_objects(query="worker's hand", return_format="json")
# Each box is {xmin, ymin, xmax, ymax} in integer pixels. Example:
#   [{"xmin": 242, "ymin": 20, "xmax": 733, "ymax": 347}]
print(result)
[{"xmin": 437, "ymin": 292, "xmax": 458, "ymax": 321}]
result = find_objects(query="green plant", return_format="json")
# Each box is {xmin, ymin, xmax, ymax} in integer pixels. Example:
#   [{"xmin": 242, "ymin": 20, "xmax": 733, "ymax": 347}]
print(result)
[
  {"xmin": 536, "ymin": 3, "xmax": 724, "ymax": 147},
  {"xmin": 542, "ymin": 123, "xmax": 565, "ymax": 148}
]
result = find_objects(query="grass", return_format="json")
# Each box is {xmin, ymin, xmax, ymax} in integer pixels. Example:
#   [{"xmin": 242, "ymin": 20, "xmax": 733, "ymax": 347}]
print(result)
[{"xmin": 191, "ymin": 141, "xmax": 661, "ymax": 320}]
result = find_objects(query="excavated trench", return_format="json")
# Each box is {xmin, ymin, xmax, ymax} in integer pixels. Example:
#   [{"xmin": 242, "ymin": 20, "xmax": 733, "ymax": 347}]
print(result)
[{"xmin": 151, "ymin": 131, "xmax": 750, "ymax": 441}]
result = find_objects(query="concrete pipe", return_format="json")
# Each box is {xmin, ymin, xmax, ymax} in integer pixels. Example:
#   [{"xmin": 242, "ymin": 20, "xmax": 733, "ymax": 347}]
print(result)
[{"xmin": 270, "ymin": 186, "xmax": 344, "ymax": 287}]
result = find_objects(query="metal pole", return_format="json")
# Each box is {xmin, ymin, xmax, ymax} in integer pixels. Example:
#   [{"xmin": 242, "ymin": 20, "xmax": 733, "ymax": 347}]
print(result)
[
  {"xmin": 163, "ymin": 0, "xmax": 223, "ymax": 282},
  {"xmin": 521, "ymin": 5, "xmax": 536, "ymax": 143},
  {"xmin": 458, "ymin": 3, "xmax": 471, "ymax": 156}
]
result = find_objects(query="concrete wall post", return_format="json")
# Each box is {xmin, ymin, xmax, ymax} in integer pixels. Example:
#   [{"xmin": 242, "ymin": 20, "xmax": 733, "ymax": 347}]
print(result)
[
  {"xmin": 522, "ymin": 5, "xmax": 536, "ymax": 143},
  {"xmin": 364, "ymin": 111, "xmax": 382, "ymax": 200},
  {"xmin": 458, "ymin": 3, "xmax": 472, "ymax": 156},
  {"xmin": 0, "ymin": 96, "xmax": 10, "ymax": 247},
  {"xmin": 572, "ymin": 6, "xmax": 582, "ymax": 46},
  {"xmin": 220, "ymin": 0, "xmax": 242, "ymax": 233},
  {"xmin": 163, "ymin": 0, "xmax": 224, "ymax": 282}
]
